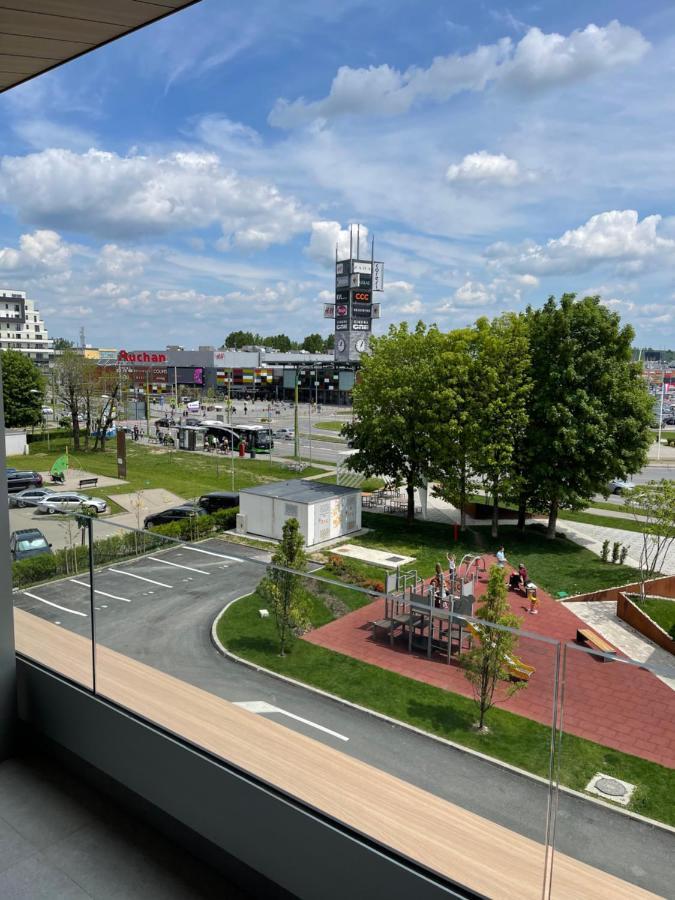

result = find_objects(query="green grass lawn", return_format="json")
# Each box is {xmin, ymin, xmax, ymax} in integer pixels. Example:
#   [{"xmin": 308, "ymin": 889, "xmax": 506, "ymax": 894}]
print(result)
[
  {"xmin": 556, "ymin": 509, "xmax": 645, "ymax": 534},
  {"xmin": 8, "ymin": 440, "xmax": 325, "ymax": 501},
  {"xmin": 299, "ymin": 432, "xmax": 346, "ymax": 444},
  {"xmin": 218, "ymin": 589, "xmax": 674, "ymax": 825},
  {"xmin": 315, "ymin": 421, "xmax": 347, "ymax": 433},
  {"xmin": 352, "ymin": 514, "xmax": 641, "ymax": 596},
  {"xmin": 635, "ymin": 597, "xmax": 675, "ymax": 639},
  {"xmin": 314, "ymin": 474, "xmax": 386, "ymax": 491}
]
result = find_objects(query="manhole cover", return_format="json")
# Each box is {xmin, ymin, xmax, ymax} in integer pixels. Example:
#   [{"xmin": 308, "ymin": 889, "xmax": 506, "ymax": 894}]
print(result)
[
  {"xmin": 595, "ymin": 777, "xmax": 627, "ymax": 797},
  {"xmin": 386, "ymin": 555, "xmax": 405, "ymax": 562}
]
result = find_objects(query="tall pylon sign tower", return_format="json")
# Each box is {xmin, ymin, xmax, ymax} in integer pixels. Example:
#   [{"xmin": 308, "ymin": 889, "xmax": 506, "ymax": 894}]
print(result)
[{"xmin": 327, "ymin": 224, "xmax": 384, "ymax": 362}]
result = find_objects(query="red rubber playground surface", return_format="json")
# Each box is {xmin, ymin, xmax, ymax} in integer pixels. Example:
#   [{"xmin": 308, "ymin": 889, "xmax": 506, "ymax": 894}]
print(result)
[{"xmin": 303, "ymin": 557, "xmax": 675, "ymax": 768}]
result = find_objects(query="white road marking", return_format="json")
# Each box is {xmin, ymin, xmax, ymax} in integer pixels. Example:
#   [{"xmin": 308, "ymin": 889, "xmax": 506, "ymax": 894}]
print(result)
[
  {"xmin": 233, "ymin": 701, "xmax": 349, "ymax": 742},
  {"xmin": 70, "ymin": 579, "xmax": 131, "ymax": 603},
  {"xmin": 147, "ymin": 556, "xmax": 209, "ymax": 575},
  {"xmin": 181, "ymin": 545, "xmax": 242, "ymax": 563},
  {"xmin": 22, "ymin": 591, "xmax": 87, "ymax": 617},
  {"xmin": 108, "ymin": 568, "xmax": 171, "ymax": 588}
]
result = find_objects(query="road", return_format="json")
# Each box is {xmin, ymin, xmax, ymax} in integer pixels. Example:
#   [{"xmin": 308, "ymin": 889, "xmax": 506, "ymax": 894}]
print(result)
[{"xmin": 12, "ymin": 537, "xmax": 671, "ymax": 897}]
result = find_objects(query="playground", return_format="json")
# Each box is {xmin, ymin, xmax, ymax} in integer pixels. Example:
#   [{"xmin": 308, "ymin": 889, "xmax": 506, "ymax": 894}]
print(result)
[{"xmin": 303, "ymin": 552, "xmax": 675, "ymax": 768}]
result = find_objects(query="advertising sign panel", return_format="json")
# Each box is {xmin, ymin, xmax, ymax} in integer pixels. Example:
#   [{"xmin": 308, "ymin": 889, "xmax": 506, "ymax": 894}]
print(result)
[
  {"xmin": 352, "ymin": 290, "xmax": 371, "ymax": 303},
  {"xmin": 352, "ymin": 304, "xmax": 372, "ymax": 318},
  {"xmin": 351, "ymin": 320, "xmax": 371, "ymax": 331},
  {"xmin": 335, "ymin": 319, "xmax": 349, "ymax": 330},
  {"xmin": 373, "ymin": 261, "xmax": 384, "ymax": 292},
  {"xmin": 336, "ymin": 275, "xmax": 350, "ymax": 288},
  {"xmin": 336, "ymin": 262, "xmax": 345, "ymax": 275},
  {"xmin": 372, "ymin": 303, "xmax": 381, "ymax": 319},
  {"xmin": 323, "ymin": 304, "xmax": 335, "ymax": 318},
  {"xmin": 336, "ymin": 304, "xmax": 349, "ymax": 317},
  {"xmin": 335, "ymin": 290, "xmax": 350, "ymax": 303},
  {"xmin": 352, "ymin": 261, "xmax": 372, "ymax": 275}
]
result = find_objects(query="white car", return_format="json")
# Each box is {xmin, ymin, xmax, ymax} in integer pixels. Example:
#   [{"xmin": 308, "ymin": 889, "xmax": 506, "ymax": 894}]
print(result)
[
  {"xmin": 608, "ymin": 478, "xmax": 635, "ymax": 495},
  {"xmin": 274, "ymin": 428, "xmax": 295, "ymax": 440},
  {"xmin": 38, "ymin": 493, "xmax": 107, "ymax": 515}
]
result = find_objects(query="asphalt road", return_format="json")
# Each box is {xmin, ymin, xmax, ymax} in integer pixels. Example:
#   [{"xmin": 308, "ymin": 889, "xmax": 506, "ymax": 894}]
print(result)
[{"xmin": 12, "ymin": 537, "xmax": 671, "ymax": 897}]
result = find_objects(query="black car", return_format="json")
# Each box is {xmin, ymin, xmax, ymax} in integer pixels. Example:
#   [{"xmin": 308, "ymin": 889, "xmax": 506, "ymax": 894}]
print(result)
[
  {"xmin": 184, "ymin": 417, "xmax": 202, "ymax": 427},
  {"xmin": 198, "ymin": 491, "xmax": 239, "ymax": 514},
  {"xmin": 7, "ymin": 471, "xmax": 43, "ymax": 493},
  {"xmin": 6, "ymin": 467, "xmax": 17, "ymax": 476},
  {"xmin": 10, "ymin": 528, "xmax": 52, "ymax": 561},
  {"xmin": 155, "ymin": 417, "xmax": 175, "ymax": 428},
  {"xmin": 144, "ymin": 504, "xmax": 207, "ymax": 529}
]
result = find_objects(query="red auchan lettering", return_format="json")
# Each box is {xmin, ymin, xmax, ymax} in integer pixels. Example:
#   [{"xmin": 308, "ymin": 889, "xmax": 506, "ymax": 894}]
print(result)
[{"xmin": 117, "ymin": 350, "xmax": 166, "ymax": 363}]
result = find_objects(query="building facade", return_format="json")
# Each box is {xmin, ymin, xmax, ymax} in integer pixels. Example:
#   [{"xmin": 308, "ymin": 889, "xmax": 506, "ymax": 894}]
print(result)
[{"xmin": 0, "ymin": 289, "xmax": 53, "ymax": 368}]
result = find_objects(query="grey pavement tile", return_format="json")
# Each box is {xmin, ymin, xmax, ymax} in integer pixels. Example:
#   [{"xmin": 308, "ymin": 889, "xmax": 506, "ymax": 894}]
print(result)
[
  {"xmin": 43, "ymin": 811, "xmax": 247, "ymax": 900},
  {"xmin": 0, "ymin": 756, "xmax": 102, "ymax": 850},
  {"xmin": 0, "ymin": 854, "xmax": 92, "ymax": 899},
  {"xmin": 0, "ymin": 817, "xmax": 37, "ymax": 876}
]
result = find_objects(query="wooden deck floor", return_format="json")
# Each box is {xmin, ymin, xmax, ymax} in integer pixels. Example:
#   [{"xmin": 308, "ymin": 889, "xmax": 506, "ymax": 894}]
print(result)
[{"xmin": 13, "ymin": 609, "xmax": 661, "ymax": 900}]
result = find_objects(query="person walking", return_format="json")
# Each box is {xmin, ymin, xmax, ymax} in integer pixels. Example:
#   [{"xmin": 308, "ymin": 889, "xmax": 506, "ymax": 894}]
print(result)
[
  {"xmin": 496, "ymin": 546, "xmax": 507, "ymax": 567},
  {"xmin": 447, "ymin": 553, "xmax": 456, "ymax": 587}
]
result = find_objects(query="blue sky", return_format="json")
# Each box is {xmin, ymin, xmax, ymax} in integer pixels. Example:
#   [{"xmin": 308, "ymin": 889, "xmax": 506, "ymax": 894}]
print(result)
[{"xmin": 1, "ymin": 0, "xmax": 674, "ymax": 348}]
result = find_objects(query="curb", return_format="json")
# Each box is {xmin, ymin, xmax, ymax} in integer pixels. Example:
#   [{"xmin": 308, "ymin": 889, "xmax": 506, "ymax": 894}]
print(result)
[{"xmin": 210, "ymin": 601, "xmax": 674, "ymax": 836}]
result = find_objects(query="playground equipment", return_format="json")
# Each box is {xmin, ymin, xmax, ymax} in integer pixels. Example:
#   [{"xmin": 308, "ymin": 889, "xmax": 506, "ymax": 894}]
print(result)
[
  {"xmin": 466, "ymin": 622, "xmax": 535, "ymax": 682},
  {"xmin": 49, "ymin": 450, "xmax": 69, "ymax": 484}
]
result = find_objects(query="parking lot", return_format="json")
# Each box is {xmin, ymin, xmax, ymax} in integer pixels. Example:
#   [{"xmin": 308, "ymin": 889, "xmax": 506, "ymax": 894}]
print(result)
[{"xmin": 13, "ymin": 538, "xmax": 268, "ymax": 668}]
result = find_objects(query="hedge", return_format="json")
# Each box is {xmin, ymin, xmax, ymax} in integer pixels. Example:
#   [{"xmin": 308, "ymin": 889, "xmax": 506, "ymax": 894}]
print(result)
[
  {"xmin": 11, "ymin": 507, "xmax": 239, "ymax": 589},
  {"xmin": 27, "ymin": 428, "xmax": 72, "ymax": 444}
]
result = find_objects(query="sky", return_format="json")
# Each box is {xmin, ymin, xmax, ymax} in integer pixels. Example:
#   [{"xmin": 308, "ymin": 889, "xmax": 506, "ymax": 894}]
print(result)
[{"xmin": 1, "ymin": 0, "xmax": 675, "ymax": 349}]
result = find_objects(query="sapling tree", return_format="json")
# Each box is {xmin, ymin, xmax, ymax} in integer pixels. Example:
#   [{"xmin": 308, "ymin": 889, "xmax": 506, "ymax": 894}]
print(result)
[
  {"xmin": 628, "ymin": 481, "xmax": 675, "ymax": 598},
  {"xmin": 462, "ymin": 566, "xmax": 525, "ymax": 732},
  {"xmin": 259, "ymin": 518, "xmax": 310, "ymax": 656}
]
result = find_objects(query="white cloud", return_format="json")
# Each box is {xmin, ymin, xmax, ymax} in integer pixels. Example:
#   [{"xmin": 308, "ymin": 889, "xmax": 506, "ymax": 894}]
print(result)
[
  {"xmin": 516, "ymin": 273, "xmax": 539, "ymax": 286},
  {"xmin": 269, "ymin": 21, "xmax": 648, "ymax": 126},
  {"xmin": 487, "ymin": 210, "xmax": 675, "ymax": 275},
  {"xmin": 97, "ymin": 244, "xmax": 147, "ymax": 278},
  {"xmin": 306, "ymin": 221, "xmax": 369, "ymax": 266},
  {"xmin": 401, "ymin": 298, "xmax": 423, "ymax": 314},
  {"xmin": 0, "ymin": 229, "xmax": 72, "ymax": 272},
  {"xmin": 446, "ymin": 151, "xmax": 522, "ymax": 185},
  {"xmin": 453, "ymin": 280, "xmax": 497, "ymax": 307},
  {"xmin": 0, "ymin": 148, "xmax": 310, "ymax": 248},
  {"xmin": 13, "ymin": 118, "xmax": 97, "ymax": 152}
]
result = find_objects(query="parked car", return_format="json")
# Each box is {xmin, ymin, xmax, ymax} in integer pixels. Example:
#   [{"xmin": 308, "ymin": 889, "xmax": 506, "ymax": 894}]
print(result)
[
  {"xmin": 37, "ymin": 493, "xmax": 107, "ymax": 515},
  {"xmin": 5, "ymin": 467, "xmax": 17, "ymax": 476},
  {"xmin": 662, "ymin": 415, "xmax": 675, "ymax": 426},
  {"xmin": 9, "ymin": 528, "xmax": 52, "ymax": 561},
  {"xmin": 184, "ymin": 417, "xmax": 202, "ymax": 426},
  {"xmin": 274, "ymin": 428, "xmax": 295, "ymax": 440},
  {"xmin": 7, "ymin": 471, "xmax": 43, "ymax": 493},
  {"xmin": 155, "ymin": 417, "xmax": 175, "ymax": 428},
  {"xmin": 10, "ymin": 487, "xmax": 56, "ymax": 508},
  {"xmin": 608, "ymin": 478, "xmax": 635, "ymax": 495},
  {"xmin": 144, "ymin": 504, "xmax": 207, "ymax": 529},
  {"xmin": 197, "ymin": 491, "xmax": 239, "ymax": 514}
]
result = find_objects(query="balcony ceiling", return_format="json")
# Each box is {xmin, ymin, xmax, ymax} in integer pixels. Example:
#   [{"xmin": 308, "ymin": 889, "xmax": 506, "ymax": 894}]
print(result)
[{"xmin": 0, "ymin": 0, "xmax": 200, "ymax": 92}]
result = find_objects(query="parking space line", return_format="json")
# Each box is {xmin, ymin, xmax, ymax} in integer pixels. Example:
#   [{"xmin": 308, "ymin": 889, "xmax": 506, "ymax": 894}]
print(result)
[
  {"xmin": 108, "ymin": 568, "xmax": 172, "ymax": 588},
  {"xmin": 233, "ymin": 701, "xmax": 349, "ymax": 742},
  {"xmin": 181, "ymin": 545, "xmax": 242, "ymax": 563},
  {"xmin": 147, "ymin": 557, "xmax": 209, "ymax": 575},
  {"xmin": 22, "ymin": 591, "xmax": 87, "ymax": 617},
  {"xmin": 70, "ymin": 579, "xmax": 131, "ymax": 603}
]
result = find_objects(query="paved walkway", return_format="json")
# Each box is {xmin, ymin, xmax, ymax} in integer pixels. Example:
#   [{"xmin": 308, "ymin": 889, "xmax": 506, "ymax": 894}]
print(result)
[
  {"xmin": 557, "ymin": 521, "xmax": 675, "ymax": 575},
  {"xmin": 304, "ymin": 557, "xmax": 675, "ymax": 767},
  {"xmin": 564, "ymin": 600, "xmax": 675, "ymax": 691}
]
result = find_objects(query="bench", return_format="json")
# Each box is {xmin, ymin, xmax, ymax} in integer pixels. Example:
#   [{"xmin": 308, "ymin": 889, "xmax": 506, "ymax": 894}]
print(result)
[
  {"xmin": 287, "ymin": 462, "xmax": 307, "ymax": 473},
  {"xmin": 78, "ymin": 477, "xmax": 98, "ymax": 489},
  {"xmin": 576, "ymin": 628, "xmax": 617, "ymax": 659}
]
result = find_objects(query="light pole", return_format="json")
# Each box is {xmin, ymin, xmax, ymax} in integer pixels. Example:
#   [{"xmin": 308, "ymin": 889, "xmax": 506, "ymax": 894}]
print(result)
[
  {"xmin": 294, "ymin": 367, "xmax": 300, "ymax": 460},
  {"xmin": 657, "ymin": 378, "xmax": 666, "ymax": 461}
]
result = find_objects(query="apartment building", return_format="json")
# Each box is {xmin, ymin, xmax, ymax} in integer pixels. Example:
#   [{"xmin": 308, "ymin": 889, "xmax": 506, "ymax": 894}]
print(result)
[{"xmin": 0, "ymin": 288, "xmax": 53, "ymax": 368}]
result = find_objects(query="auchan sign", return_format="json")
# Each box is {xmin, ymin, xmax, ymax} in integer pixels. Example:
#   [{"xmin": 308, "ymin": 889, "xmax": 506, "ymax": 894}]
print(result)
[{"xmin": 117, "ymin": 350, "xmax": 166, "ymax": 364}]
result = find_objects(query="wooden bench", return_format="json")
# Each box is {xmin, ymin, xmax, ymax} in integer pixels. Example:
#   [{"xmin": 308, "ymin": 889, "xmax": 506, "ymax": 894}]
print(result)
[
  {"xmin": 576, "ymin": 628, "xmax": 617, "ymax": 659},
  {"xmin": 78, "ymin": 477, "xmax": 98, "ymax": 489}
]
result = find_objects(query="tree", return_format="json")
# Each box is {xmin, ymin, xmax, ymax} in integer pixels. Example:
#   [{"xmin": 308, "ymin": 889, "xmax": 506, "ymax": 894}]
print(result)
[
  {"xmin": 223, "ymin": 330, "xmax": 258, "ymax": 349},
  {"xmin": 259, "ymin": 518, "xmax": 310, "ymax": 656},
  {"xmin": 52, "ymin": 337, "xmax": 75, "ymax": 350},
  {"xmin": 523, "ymin": 295, "xmax": 653, "ymax": 538},
  {"xmin": 344, "ymin": 322, "xmax": 443, "ymax": 522},
  {"xmin": 628, "ymin": 481, "xmax": 675, "ymax": 599},
  {"xmin": 470, "ymin": 314, "xmax": 531, "ymax": 538},
  {"xmin": 323, "ymin": 333, "xmax": 335, "ymax": 351},
  {"xmin": 302, "ymin": 333, "xmax": 325, "ymax": 353},
  {"xmin": 462, "ymin": 566, "xmax": 525, "ymax": 732},
  {"xmin": 54, "ymin": 349, "xmax": 92, "ymax": 451},
  {"xmin": 0, "ymin": 350, "xmax": 43, "ymax": 427},
  {"xmin": 264, "ymin": 333, "xmax": 294, "ymax": 352}
]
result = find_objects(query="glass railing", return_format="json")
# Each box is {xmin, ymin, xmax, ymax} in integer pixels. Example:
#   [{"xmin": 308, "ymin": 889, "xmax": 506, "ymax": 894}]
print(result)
[{"xmin": 10, "ymin": 508, "xmax": 672, "ymax": 899}]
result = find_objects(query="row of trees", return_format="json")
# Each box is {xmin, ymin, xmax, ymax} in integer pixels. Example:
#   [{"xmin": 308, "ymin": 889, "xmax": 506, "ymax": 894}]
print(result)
[
  {"xmin": 345, "ymin": 295, "xmax": 653, "ymax": 538},
  {"xmin": 0, "ymin": 350, "xmax": 44, "ymax": 427},
  {"xmin": 223, "ymin": 330, "xmax": 334, "ymax": 352}
]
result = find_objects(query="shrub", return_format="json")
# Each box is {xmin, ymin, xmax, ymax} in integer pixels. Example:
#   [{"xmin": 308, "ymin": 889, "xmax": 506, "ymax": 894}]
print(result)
[
  {"xmin": 601, "ymin": 539, "xmax": 610, "ymax": 563},
  {"xmin": 27, "ymin": 428, "xmax": 72, "ymax": 444},
  {"xmin": 12, "ymin": 554, "xmax": 57, "ymax": 588},
  {"xmin": 611, "ymin": 541, "xmax": 621, "ymax": 564},
  {"xmin": 619, "ymin": 545, "xmax": 628, "ymax": 565}
]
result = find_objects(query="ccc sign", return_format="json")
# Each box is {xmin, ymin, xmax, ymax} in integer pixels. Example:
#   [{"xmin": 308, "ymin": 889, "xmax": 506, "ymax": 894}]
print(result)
[{"xmin": 353, "ymin": 292, "xmax": 370, "ymax": 301}]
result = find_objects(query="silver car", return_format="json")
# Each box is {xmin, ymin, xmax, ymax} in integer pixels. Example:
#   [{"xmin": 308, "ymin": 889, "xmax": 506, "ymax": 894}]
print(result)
[
  {"xmin": 9, "ymin": 487, "xmax": 56, "ymax": 508},
  {"xmin": 37, "ymin": 493, "xmax": 107, "ymax": 515}
]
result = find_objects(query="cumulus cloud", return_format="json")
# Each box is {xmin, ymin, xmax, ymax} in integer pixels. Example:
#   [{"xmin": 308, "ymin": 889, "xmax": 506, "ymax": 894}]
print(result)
[
  {"xmin": 306, "ymin": 221, "xmax": 369, "ymax": 266},
  {"xmin": 446, "ymin": 151, "xmax": 522, "ymax": 185},
  {"xmin": 97, "ymin": 244, "xmax": 147, "ymax": 278},
  {"xmin": 453, "ymin": 280, "xmax": 497, "ymax": 307},
  {"xmin": 486, "ymin": 210, "xmax": 675, "ymax": 275},
  {"xmin": 0, "ymin": 148, "xmax": 310, "ymax": 248},
  {"xmin": 401, "ymin": 298, "xmax": 423, "ymax": 314},
  {"xmin": 0, "ymin": 229, "xmax": 72, "ymax": 272},
  {"xmin": 269, "ymin": 21, "xmax": 648, "ymax": 126}
]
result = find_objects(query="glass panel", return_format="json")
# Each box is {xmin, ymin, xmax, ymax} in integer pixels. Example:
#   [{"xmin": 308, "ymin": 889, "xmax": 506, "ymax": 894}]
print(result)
[
  {"xmin": 10, "ymin": 501, "xmax": 94, "ymax": 690},
  {"xmin": 550, "ymin": 638, "xmax": 674, "ymax": 900}
]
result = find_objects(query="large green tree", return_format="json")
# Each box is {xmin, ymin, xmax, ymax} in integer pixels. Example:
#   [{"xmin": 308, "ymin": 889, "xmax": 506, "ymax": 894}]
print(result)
[
  {"xmin": 523, "ymin": 294, "xmax": 652, "ymax": 538},
  {"xmin": 301, "ymin": 333, "xmax": 325, "ymax": 353},
  {"xmin": 0, "ymin": 349, "xmax": 43, "ymax": 427},
  {"xmin": 344, "ymin": 322, "xmax": 443, "ymax": 522}
]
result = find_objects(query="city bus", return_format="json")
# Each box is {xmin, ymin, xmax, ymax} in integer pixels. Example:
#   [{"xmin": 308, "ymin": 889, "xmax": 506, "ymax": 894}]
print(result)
[{"xmin": 200, "ymin": 422, "xmax": 274, "ymax": 451}]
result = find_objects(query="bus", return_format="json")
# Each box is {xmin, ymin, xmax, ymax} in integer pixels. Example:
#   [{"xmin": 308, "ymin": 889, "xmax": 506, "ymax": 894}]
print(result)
[{"xmin": 200, "ymin": 422, "xmax": 274, "ymax": 451}]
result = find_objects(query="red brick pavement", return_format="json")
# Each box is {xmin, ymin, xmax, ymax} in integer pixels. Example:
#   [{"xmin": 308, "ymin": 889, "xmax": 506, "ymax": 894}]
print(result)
[{"xmin": 303, "ymin": 558, "xmax": 675, "ymax": 767}]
